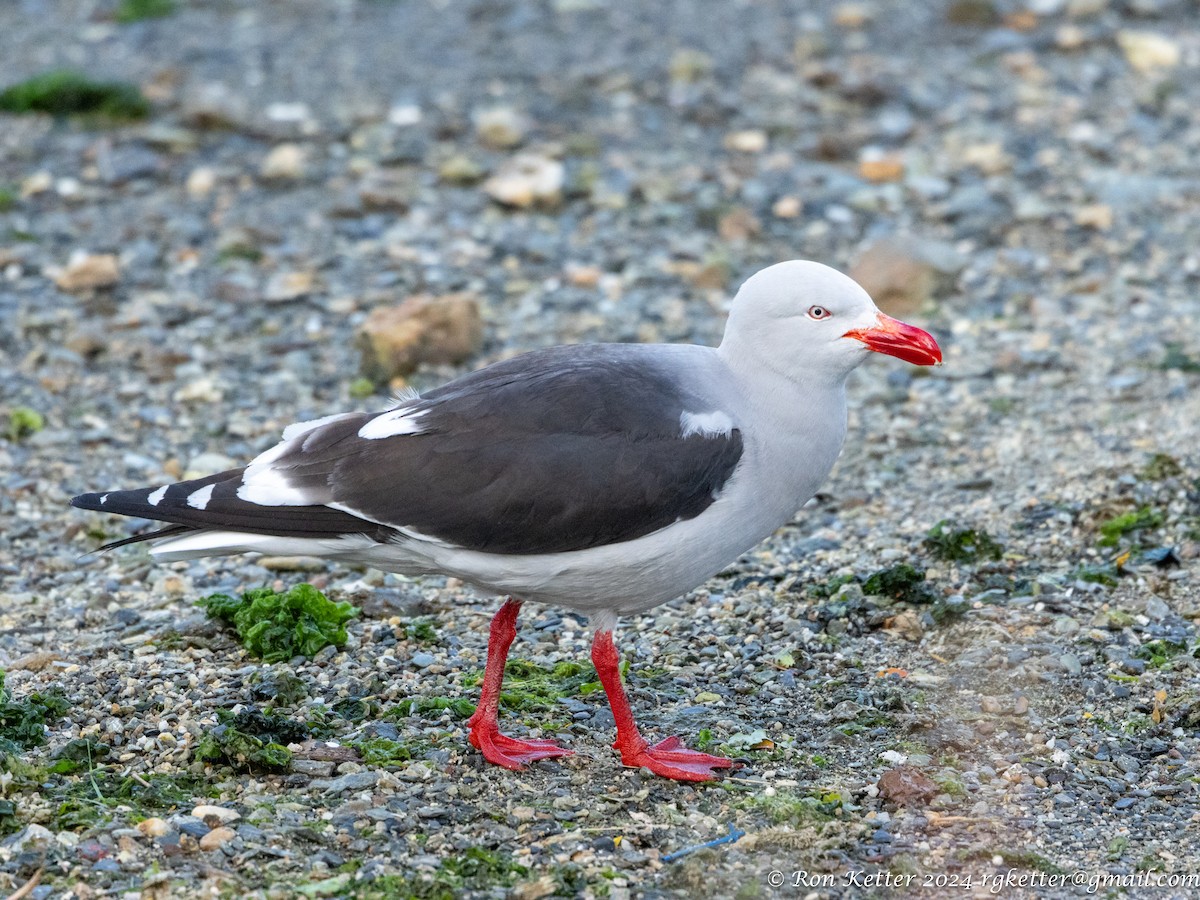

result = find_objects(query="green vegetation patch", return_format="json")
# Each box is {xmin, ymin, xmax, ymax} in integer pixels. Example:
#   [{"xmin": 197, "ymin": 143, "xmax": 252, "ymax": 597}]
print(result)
[
  {"xmin": 0, "ymin": 185, "xmax": 16, "ymax": 211},
  {"xmin": 305, "ymin": 848, "xmax": 530, "ymax": 899},
  {"xmin": 115, "ymin": 0, "xmax": 176, "ymax": 23},
  {"xmin": 862, "ymin": 564, "xmax": 937, "ymax": 604},
  {"xmin": 215, "ymin": 241, "xmax": 264, "ymax": 264},
  {"xmin": 0, "ymin": 798, "xmax": 16, "ymax": 836},
  {"xmin": 6, "ymin": 406, "xmax": 44, "ymax": 442},
  {"xmin": 1074, "ymin": 562, "xmax": 1120, "ymax": 588},
  {"xmin": 739, "ymin": 789, "xmax": 844, "ymax": 825},
  {"xmin": 388, "ymin": 696, "xmax": 476, "ymax": 720},
  {"xmin": 1098, "ymin": 507, "xmax": 1164, "ymax": 548},
  {"xmin": 198, "ymin": 583, "xmax": 358, "ymax": 663},
  {"xmin": 348, "ymin": 377, "xmax": 376, "ymax": 400},
  {"xmin": 51, "ymin": 771, "xmax": 208, "ymax": 830},
  {"xmin": 49, "ymin": 738, "xmax": 111, "ymax": 775},
  {"xmin": 0, "ymin": 69, "xmax": 150, "ymax": 120},
  {"xmin": 247, "ymin": 669, "xmax": 310, "ymax": 706},
  {"xmin": 403, "ymin": 617, "xmax": 439, "ymax": 643},
  {"xmin": 194, "ymin": 707, "xmax": 308, "ymax": 771},
  {"xmin": 349, "ymin": 737, "xmax": 432, "ymax": 767},
  {"xmin": 1161, "ymin": 343, "xmax": 1200, "ymax": 374},
  {"xmin": 0, "ymin": 671, "xmax": 70, "ymax": 753},
  {"xmin": 1142, "ymin": 453, "xmax": 1184, "ymax": 481},
  {"xmin": 923, "ymin": 520, "xmax": 1004, "ymax": 563},
  {"xmin": 465, "ymin": 659, "xmax": 614, "ymax": 712},
  {"xmin": 1135, "ymin": 639, "xmax": 1192, "ymax": 668}
]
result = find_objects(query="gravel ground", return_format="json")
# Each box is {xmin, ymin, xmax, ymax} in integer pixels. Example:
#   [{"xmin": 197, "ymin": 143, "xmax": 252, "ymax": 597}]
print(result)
[{"xmin": 2, "ymin": 1, "xmax": 1200, "ymax": 897}]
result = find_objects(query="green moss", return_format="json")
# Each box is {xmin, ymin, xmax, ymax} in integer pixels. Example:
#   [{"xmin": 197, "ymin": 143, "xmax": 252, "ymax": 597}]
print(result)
[
  {"xmin": 1138, "ymin": 854, "xmax": 1166, "ymax": 873},
  {"xmin": 194, "ymin": 707, "xmax": 306, "ymax": 771},
  {"xmin": 989, "ymin": 396, "xmax": 1016, "ymax": 416},
  {"xmin": 350, "ymin": 737, "xmax": 430, "ymax": 767},
  {"xmin": 935, "ymin": 775, "xmax": 967, "ymax": 796},
  {"xmin": 464, "ymin": 659, "xmax": 615, "ymax": 712},
  {"xmin": 339, "ymin": 848, "xmax": 529, "ymax": 898},
  {"xmin": 1161, "ymin": 343, "xmax": 1200, "ymax": 373},
  {"xmin": 0, "ymin": 670, "xmax": 70, "ymax": 753},
  {"xmin": 1106, "ymin": 836, "xmax": 1129, "ymax": 860},
  {"xmin": 862, "ymin": 564, "xmax": 937, "ymax": 604},
  {"xmin": 1122, "ymin": 715, "xmax": 1153, "ymax": 734},
  {"xmin": 114, "ymin": 0, "xmax": 175, "ymax": 23},
  {"xmin": 740, "ymin": 790, "xmax": 841, "ymax": 825},
  {"xmin": 0, "ymin": 70, "xmax": 150, "ymax": 120},
  {"xmin": 1074, "ymin": 562, "xmax": 1120, "ymax": 588},
  {"xmin": 246, "ymin": 669, "xmax": 309, "ymax": 706},
  {"xmin": 403, "ymin": 617, "xmax": 439, "ymax": 644},
  {"xmin": 923, "ymin": 520, "xmax": 1003, "ymax": 563},
  {"xmin": 215, "ymin": 242, "xmax": 264, "ymax": 264},
  {"xmin": 1142, "ymin": 453, "xmax": 1184, "ymax": 481},
  {"xmin": 388, "ymin": 696, "xmax": 476, "ymax": 720},
  {"xmin": 332, "ymin": 696, "xmax": 379, "ymax": 723},
  {"xmin": 303, "ymin": 703, "xmax": 338, "ymax": 738},
  {"xmin": 348, "ymin": 377, "xmax": 376, "ymax": 400},
  {"xmin": 50, "ymin": 770, "xmax": 207, "ymax": 830},
  {"xmin": 0, "ymin": 798, "xmax": 16, "ymax": 836},
  {"xmin": 1098, "ymin": 507, "xmax": 1164, "ymax": 548},
  {"xmin": 1104, "ymin": 609, "xmax": 1133, "ymax": 628},
  {"xmin": 48, "ymin": 738, "xmax": 110, "ymax": 775},
  {"xmin": 1135, "ymin": 639, "xmax": 1191, "ymax": 668},
  {"xmin": 6, "ymin": 407, "xmax": 44, "ymax": 442},
  {"xmin": 0, "ymin": 185, "xmax": 16, "ymax": 211},
  {"xmin": 197, "ymin": 583, "xmax": 358, "ymax": 663}
]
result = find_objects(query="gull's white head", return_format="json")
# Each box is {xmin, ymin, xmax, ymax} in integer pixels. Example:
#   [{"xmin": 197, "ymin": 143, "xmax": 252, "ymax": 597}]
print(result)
[{"xmin": 718, "ymin": 260, "xmax": 942, "ymax": 384}]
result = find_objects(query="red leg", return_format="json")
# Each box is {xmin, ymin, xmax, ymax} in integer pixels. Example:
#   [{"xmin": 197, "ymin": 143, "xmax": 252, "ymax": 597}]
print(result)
[
  {"xmin": 466, "ymin": 598, "xmax": 572, "ymax": 770},
  {"xmin": 591, "ymin": 629, "xmax": 732, "ymax": 782}
]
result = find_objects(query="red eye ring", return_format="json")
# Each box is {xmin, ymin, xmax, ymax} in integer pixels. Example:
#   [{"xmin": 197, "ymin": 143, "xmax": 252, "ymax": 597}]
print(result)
[{"xmin": 807, "ymin": 305, "xmax": 831, "ymax": 320}]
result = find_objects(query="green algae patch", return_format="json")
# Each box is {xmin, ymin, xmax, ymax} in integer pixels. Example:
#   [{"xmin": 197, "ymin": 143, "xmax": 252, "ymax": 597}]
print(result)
[
  {"xmin": 862, "ymin": 564, "xmax": 937, "ymax": 605},
  {"xmin": 194, "ymin": 707, "xmax": 308, "ymax": 772},
  {"xmin": 197, "ymin": 583, "xmax": 358, "ymax": 663},
  {"xmin": 0, "ymin": 670, "xmax": 70, "ymax": 754},
  {"xmin": 923, "ymin": 520, "xmax": 1004, "ymax": 563},
  {"xmin": 0, "ymin": 70, "xmax": 150, "ymax": 121},
  {"xmin": 6, "ymin": 407, "xmax": 44, "ymax": 442},
  {"xmin": 115, "ymin": 0, "xmax": 176, "ymax": 23},
  {"xmin": 388, "ymin": 696, "xmax": 477, "ymax": 720},
  {"xmin": 1098, "ymin": 507, "xmax": 1164, "ymax": 548}
]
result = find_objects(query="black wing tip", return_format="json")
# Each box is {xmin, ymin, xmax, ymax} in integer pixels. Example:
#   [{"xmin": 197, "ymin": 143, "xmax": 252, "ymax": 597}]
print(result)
[{"xmin": 71, "ymin": 492, "xmax": 105, "ymax": 511}]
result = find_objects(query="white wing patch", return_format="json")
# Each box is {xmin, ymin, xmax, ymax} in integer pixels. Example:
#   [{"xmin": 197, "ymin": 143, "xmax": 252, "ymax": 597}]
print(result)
[
  {"xmin": 99, "ymin": 494, "xmax": 109, "ymax": 505},
  {"xmin": 237, "ymin": 440, "xmax": 315, "ymax": 506},
  {"xmin": 679, "ymin": 410, "xmax": 734, "ymax": 439},
  {"xmin": 281, "ymin": 412, "xmax": 358, "ymax": 442},
  {"xmin": 187, "ymin": 484, "xmax": 215, "ymax": 510},
  {"xmin": 358, "ymin": 406, "xmax": 429, "ymax": 440},
  {"xmin": 147, "ymin": 486, "xmax": 168, "ymax": 507}
]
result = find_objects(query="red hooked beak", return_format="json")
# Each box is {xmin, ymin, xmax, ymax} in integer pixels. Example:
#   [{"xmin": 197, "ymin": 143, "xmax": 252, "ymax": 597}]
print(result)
[{"xmin": 843, "ymin": 313, "xmax": 942, "ymax": 367}]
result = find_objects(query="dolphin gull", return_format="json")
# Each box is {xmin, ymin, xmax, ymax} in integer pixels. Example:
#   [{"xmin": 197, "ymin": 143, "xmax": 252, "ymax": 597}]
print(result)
[{"xmin": 72, "ymin": 260, "xmax": 943, "ymax": 781}]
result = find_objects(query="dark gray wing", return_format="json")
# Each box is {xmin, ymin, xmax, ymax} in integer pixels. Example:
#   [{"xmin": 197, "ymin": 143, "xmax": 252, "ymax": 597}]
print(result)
[
  {"xmin": 73, "ymin": 345, "xmax": 744, "ymax": 555},
  {"xmin": 250, "ymin": 345, "xmax": 743, "ymax": 554}
]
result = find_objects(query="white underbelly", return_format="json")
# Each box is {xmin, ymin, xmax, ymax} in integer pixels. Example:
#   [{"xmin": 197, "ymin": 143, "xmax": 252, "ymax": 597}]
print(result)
[{"xmin": 348, "ymin": 435, "xmax": 838, "ymax": 615}]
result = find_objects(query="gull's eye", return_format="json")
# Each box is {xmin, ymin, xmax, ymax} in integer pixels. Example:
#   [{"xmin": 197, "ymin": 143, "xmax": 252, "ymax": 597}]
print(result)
[{"xmin": 807, "ymin": 305, "xmax": 831, "ymax": 320}]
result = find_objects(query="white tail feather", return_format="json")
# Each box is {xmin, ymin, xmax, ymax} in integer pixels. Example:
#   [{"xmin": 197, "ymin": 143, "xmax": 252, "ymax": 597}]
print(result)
[{"xmin": 149, "ymin": 530, "xmax": 374, "ymax": 562}]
